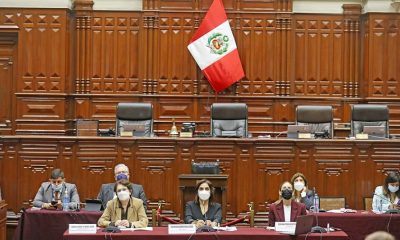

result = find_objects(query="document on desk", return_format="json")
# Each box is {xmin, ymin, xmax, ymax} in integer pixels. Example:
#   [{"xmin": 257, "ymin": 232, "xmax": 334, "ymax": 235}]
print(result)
[
  {"xmin": 119, "ymin": 227, "xmax": 153, "ymax": 231},
  {"xmin": 214, "ymin": 226, "xmax": 237, "ymax": 231},
  {"xmin": 275, "ymin": 222, "xmax": 296, "ymax": 235}
]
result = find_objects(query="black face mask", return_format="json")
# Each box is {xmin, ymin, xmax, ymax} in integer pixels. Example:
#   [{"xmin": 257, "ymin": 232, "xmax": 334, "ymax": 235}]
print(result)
[{"xmin": 281, "ymin": 189, "xmax": 293, "ymax": 200}]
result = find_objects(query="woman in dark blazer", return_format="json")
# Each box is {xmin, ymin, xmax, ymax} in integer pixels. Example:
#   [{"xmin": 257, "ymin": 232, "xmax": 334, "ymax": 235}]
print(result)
[
  {"xmin": 291, "ymin": 172, "xmax": 315, "ymax": 210},
  {"xmin": 268, "ymin": 181, "xmax": 307, "ymax": 227},
  {"xmin": 185, "ymin": 179, "xmax": 222, "ymax": 228}
]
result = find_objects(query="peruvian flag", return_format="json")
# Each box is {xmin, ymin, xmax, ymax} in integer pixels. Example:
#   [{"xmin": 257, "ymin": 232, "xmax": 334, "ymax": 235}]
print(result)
[{"xmin": 187, "ymin": 0, "xmax": 244, "ymax": 93}]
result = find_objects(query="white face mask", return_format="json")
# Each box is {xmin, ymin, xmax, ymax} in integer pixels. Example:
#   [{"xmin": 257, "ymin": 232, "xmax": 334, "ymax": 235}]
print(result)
[
  {"xmin": 117, "ymin": 190, "xmax": 131, "ymax": 201},
  {"xmin": 198, "ymin": 190, "xmax": 210, "ymax": 201},
  {"xmin": 388, "ymin": 185, "xmax": 399, "ymax": 193},
  {"xmin": 294, "ymin": 182, "xmax": 305, "ymax": 191}
]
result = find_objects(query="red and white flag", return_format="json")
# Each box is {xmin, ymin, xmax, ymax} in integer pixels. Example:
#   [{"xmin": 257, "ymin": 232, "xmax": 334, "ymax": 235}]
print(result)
[{"xmin": 187, "ymin": 0, "xmax": 244, "ymax": 93}]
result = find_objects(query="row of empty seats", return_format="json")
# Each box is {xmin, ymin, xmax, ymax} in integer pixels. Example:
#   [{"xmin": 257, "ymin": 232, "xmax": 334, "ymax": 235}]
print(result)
[{"xmin": 115, "ymin": 103, "xmax": 389, "ymax": 138}]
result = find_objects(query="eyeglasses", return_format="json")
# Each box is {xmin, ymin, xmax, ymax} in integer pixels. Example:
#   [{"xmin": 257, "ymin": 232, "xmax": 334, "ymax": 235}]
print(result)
[
  {"xmin": 117, "ymin": 188, "xmax": 128, "ymax": 192},
  {"xmin": 116, "ymin": 171, "xmax": 128, "ymax": 175}
]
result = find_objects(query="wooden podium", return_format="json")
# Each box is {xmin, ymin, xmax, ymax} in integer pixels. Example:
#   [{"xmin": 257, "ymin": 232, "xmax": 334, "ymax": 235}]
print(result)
[
  {"xmin": 0, "ymin": 200, "xmax": 7, "ymax": 240},
  {"xmin": 178, "ymin": 174, "xmax": 228, "ymax": 221}
]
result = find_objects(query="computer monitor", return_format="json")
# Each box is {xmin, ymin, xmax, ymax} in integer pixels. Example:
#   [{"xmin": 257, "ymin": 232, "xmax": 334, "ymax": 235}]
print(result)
[
  {"xmin": 287, "ymin": 125, "xmax": 311, "ymax": 139},
  {"xmin": 363, "ymin": 126, "xmax": 386, "ymax": 139},
  {"xmin": 84, "ymin": 199, "xmax": 103, "ymax": 211},
  {"xmin": 120, "ymin": 124, "xmax": 146, "ymax": 137}
]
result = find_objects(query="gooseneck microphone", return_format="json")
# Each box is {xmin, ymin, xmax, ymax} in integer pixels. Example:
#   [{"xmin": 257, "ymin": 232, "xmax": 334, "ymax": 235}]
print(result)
[{"xmin": 372, "ymin": 192, "xmax": 400, "ymax": 214}]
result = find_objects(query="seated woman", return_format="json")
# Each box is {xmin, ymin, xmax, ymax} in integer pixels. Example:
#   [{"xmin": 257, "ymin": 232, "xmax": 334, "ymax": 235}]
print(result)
[
  {"xmin": 98, "ymin": 179, "xmax": 148, "ymax": 228},
  {"xmin": 185, "ymin": 179, "xmax": 222, "ymax": 228},
  {"xmin": 372, "ymin": 172, "xmax": 400, "ymax": 212},
  {"xmin": 290, "ymin": 172, "xmax": 315, "ymax": 210},
  {"xmin": 268, "ymin": 181, "xmax": 307, "ymax": 227}
]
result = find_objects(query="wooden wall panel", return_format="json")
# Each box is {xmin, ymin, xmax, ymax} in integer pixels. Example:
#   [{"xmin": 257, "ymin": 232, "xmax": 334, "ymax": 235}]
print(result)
[
  {"xmin": 90, "ymin": 13, "xmax": 142, "ymax": 94},
  {"xmin": 365, "ymin": 14, "xmax": 400, "ymax": 98},
  {"xmin": 293, "ymin": 16, "xmax": 346, "ymax": 97},
  {"xmin": 1, "ymin": 4, "xmax": 399, "ymax": 134},
  {"xmin": 1, "ymin": 137, "xmax": 400, "ymax": 219},
  {"xmin": 0, "ymin": 32, "xmax": 16, "ymax": 134}
]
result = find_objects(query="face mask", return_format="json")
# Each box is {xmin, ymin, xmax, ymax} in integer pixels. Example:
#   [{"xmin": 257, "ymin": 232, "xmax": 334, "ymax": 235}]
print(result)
[
  {"xmin": 52, "ymin": 183, "xmax": 63, "ymax": 192},
  {"xmin": 198, "ymin": 190, "xmax": 210, "ymax": 201},
  {"xmin": 388, "ymin": 185, "xmax": 399, "ymax": 193},
  {"xmin": 294, "ymin": 182, "xmax": 305, "ymax": 191},
  {"xmin": 281, "ymin": 189, "xmax": 293, "ymax": 200},
  {"xmin": 117, "ymin": 190, "xmax": 130, "ymax": 201},
  {"xmin": 116, "ymin": 173, "xmax": 128, "ymax": 181}
]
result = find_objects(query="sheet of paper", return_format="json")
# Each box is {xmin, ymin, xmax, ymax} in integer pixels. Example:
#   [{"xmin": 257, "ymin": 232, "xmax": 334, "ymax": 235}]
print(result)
[{"xmin": 275, "ymin": 222, "xmax": 296, "ymax": 235}]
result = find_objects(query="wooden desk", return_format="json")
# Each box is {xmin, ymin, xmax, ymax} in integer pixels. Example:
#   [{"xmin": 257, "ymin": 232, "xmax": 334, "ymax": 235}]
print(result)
[
  {"xmin": 0, "ymin": 200, "xmax": 7, "ymax": 240},
  {"xmin": 1, "ymin": 136, "xmax": 400, "ymax": 218}
]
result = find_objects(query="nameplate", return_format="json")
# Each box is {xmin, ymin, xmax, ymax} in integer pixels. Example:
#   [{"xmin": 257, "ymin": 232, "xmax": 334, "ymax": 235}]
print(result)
[
  {"xmin": 356, "ymin": 133, "xmax": 368, "ymax": 140},
  {"xmin": 180, "ymin": 132, "xmax": 193, "ymax": 138},
  {"xmin": 120, "ymin": 131, "xmax": 133, "ymax": 137},
  {"xmin": 275, "ymin": 222, "xmax": 296, "ymax": 234},
  {"xmin": 69, "ymin": 224, "xmax": 97, "ymax": 234},
  {"xmin": 168, "ymin": 224, "xmax": 196, "ymax": 234},
  {"xmin": 298, "ymin": 133, "xmax": 312, "ymax": 139}
]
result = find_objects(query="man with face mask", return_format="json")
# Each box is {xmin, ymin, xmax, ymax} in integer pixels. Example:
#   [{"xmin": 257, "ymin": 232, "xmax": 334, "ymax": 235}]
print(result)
[
  {"xmin": 33, "ymin": 169, "xmax": 80, "ymax": 210},
  {"xmin": 97, "ymin": 164, "xmax": 147, "ymax": 210},
  {"xmin": 268, "ymin": 181, "xmax": 307, "ymax": 227}
]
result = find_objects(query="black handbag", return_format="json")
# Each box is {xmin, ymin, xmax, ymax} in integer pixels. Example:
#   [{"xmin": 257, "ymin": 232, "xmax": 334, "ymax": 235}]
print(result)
[{"xmin": 191, "ymin": 161, "xmax": 220, "ymax": 174}]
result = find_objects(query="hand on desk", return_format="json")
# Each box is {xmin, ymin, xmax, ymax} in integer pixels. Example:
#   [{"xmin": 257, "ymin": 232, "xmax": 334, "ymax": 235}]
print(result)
[
  {"xmin": 42, "ymin": 202, "xmax": 62, "ymax": 210},
  {"xmin": 195, "ymin": 220, "xmax": 205, "ymax": 228},
  {"xmin": 114, "ymin": 220, "xmax": 130, "ymax": 227},
  {"xmin": 205, "ymin": 220, "xmax": 217, "ymax": 227}
]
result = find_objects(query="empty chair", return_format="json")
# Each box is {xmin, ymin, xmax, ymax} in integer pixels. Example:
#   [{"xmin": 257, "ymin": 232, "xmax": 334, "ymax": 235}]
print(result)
[
  {"xmin": 319, "ymin": 197, "xmax": 346, "ymax": 211},
  {"xmin": 211, "ymin": 103, "xmax": 248, "ymax": 137},
  {"xmin": 116, "ymin": 103, "xmax": 153, "ymax": 137},
  {"xmin": 351, "ymin": 104, "xmax": 389, "ymax": 138},
  {"xmin": 296, "ymin": 105, "xmax": 333, "ymax": 138}
]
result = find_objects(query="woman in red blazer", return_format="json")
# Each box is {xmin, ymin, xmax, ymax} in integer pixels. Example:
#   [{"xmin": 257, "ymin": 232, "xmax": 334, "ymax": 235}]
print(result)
[{"xmin": 268, "ymin": 181, "xmax": 307, "ymax": 227}]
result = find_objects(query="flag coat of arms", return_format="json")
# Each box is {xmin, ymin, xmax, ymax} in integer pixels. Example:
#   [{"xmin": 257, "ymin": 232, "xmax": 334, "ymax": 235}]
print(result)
[{"xmin": 187, "ymin": 0, "xmax": 244, "ymax": 93}]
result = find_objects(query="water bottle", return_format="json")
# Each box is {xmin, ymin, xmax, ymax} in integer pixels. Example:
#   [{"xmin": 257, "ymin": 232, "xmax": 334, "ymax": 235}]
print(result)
[
  {"xmin": 314, "ymin": 191, "xmax": 320, "ymax": 213},
  {"xmin": 63, "ymin": 189, "xmax": 70, "ymax": 211}
]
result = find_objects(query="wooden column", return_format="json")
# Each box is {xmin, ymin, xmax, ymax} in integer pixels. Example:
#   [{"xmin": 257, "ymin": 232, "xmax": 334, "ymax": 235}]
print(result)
[
  {"xmin": 342, "ymin": 4, "xmax": 362, "ymax": 98},
  {"xmin": 73, "ymin": 0, "xmax": 94, "ymax": 94},
  {"xmin": 0, "ymin": 200, "xmax": 6, "ymax": 240},
  {"xmin": 276, "ymin": 12, "xmax": 292, "ymax": 96}
]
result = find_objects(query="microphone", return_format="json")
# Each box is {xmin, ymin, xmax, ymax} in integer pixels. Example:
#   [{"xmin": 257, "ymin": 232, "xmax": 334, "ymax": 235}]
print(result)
[
  {"xmin": 372, "ymin": 192, "xmax": 400, "ymax": 214},
  {"xmin": 310, "ymin": 187, "xmax": 326, "ymax": 233}
]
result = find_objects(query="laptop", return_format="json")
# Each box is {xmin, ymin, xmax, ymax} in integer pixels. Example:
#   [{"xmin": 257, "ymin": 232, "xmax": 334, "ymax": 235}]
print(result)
[
  {"xmin": 84, "ymin": 199, "xmax": 103, "ymax": 211},
  {"xmin": 363, "ymin": 126, "xmax": 386, "ymax": 139},
  {"xmin": 287, "ymin": 125, "xmax": 311, "ymax": 139},
  {"xmin": 293, "ymin": 215, "xmax": 314, "ymax": 235}
]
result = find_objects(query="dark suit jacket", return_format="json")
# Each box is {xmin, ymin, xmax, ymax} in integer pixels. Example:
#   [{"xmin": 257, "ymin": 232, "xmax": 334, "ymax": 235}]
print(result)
[
  {"xmin": 268, "ymin": 200, "xmax": 307, "ymax": 227},
  {"xmin": 185, "ymin": 201, "xmax": 222, "ymax": 224},
  {"xmin": 97, "ymin": 183, "xmax": 147, "ymax": 209},
  {"xmin": 295, "ymin": 189, "xmax": 315, "ymax": 210},
  {"xmin": 33, "ymin": 182, "xmax": 80, "ymax": 209}
]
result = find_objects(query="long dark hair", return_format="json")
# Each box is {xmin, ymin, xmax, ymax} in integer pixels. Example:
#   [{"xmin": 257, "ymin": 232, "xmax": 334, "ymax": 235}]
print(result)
[
  {"xmin": 194, "ymin": 179, "xmax": 215, "ymax": 204},
  {"xmin": 291, "ymin": 172, "xmax": 308, "ymax": 199},
  {"xmin": 382, "ymin": 172, "xmax": 400, "ymax": 198}
]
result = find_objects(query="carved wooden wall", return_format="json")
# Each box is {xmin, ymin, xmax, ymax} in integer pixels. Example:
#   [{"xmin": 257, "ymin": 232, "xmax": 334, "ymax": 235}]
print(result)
[
  {"xmin": 1, "ymin": 0, "xmax": 400, "ymax": 220},
  {"xmin": 0, "ymin": 2, "xmax": 400, "ymax": 136},
  {"xmin": 1, "ymin": 137, "xmax": 400, "ymax": 217}
]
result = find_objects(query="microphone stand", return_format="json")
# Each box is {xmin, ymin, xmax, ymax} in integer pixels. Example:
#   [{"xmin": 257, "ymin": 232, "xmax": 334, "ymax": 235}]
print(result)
[{"xmin": 311, "ymin": 187, "xmax": 326, "ymax": 233}]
